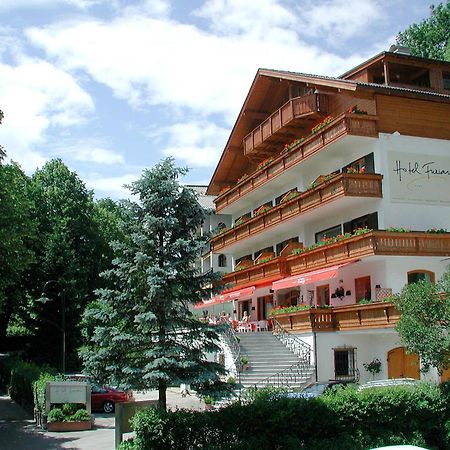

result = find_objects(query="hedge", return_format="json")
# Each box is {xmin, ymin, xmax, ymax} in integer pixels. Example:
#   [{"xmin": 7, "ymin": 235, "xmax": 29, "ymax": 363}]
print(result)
[{"xmin": 121, "ymin": 383, "xmax": 450, "ymax": 450}]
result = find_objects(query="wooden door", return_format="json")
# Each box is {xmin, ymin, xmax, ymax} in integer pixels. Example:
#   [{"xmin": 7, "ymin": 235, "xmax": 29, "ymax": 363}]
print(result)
[
  {"xmin": 387, "ymin": 347, "xmax": 420, "ymax": 379},
  {"xmin": 440, "ymin": 367, "xmax": 450, "ymax": 382}
]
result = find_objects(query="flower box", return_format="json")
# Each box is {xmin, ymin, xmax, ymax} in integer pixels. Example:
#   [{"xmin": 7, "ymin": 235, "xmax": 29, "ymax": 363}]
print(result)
[{"xmin": 47, "ymin": 420, "xmax": 92, "ymax": 432}]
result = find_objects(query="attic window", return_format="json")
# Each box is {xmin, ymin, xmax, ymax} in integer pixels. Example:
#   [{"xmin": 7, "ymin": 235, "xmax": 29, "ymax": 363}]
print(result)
[{"xmin": 443, "ymin": 72, "xmax": 450, "ymax": 90}]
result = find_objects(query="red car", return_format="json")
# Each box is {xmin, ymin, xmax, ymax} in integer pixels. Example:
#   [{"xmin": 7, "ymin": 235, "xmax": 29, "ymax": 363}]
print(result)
[
  {"xmin": 64, "ymin": 374, "xmax": 134, "ymax": 413},
  {"xmin": 91, "ymin": 384, "xmax": 134, "ymax": 413}
]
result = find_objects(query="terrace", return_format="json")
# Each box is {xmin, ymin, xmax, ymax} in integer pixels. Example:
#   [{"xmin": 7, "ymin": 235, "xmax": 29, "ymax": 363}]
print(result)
[
  {"xmin": 215, "ymin": 112, "xmax": 379, "ymax": 213},
  {"xmin": 273, "ymin": 301, "xmax": 400, "ymax": 332},
  {"xmin": 221, "ymin": 231, "xmax": 450, "ymax": 289},
  {"xmin": 243, "ymin": 93, "xmax": 330, "ymax": 157}
]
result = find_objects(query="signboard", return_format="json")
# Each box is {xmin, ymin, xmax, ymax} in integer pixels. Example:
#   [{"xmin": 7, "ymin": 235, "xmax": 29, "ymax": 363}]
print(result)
[
  {"xmin": 115, "ymin": 400, "xmax": 158, "ymax": 448},
  {"xmin": 46, "ymin": 381, "xmax": 91, "ymax": 414},
  {"xmin": 388, "ymin": 151, "xmax": 450, "ymax": 205}
]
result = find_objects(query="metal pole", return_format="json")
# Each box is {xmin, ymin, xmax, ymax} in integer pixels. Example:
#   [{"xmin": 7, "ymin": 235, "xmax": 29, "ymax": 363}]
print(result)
[{"xmin": 61, "ymin": 289, "xmax": 66, "ymax": 375}]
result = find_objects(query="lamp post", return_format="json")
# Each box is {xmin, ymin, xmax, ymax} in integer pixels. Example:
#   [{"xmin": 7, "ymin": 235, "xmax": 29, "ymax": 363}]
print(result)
[{"xmin": 38, "ymin": 280, "xmax": 66, "ymax": 374}]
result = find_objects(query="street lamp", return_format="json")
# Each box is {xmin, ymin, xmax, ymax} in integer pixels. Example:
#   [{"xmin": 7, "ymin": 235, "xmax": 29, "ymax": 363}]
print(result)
[{"xmin": 38, "ymin": 280, "xmax": 66, "ymax": 374}]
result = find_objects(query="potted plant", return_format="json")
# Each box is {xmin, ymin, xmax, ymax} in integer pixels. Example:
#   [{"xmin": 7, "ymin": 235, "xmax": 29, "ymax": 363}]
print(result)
[
  {"xmin": 240, "ymin": 355, "xmax": 250, "ymax": 371},
  {"xmin": 363, "ymin": 358, "xmax": 382, "ymax": 380},
  {"xmin": 46, "ymin": 406, "xmax": 92, "ymax": 431},
  {"xmin": 203, "ymin": 395, "xmax": 214, "ymax": 410}
]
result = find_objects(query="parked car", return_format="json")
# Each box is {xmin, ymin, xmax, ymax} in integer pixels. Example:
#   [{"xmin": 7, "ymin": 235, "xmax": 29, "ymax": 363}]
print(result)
[
  {"xmin": 358, "ymin": 378, "xmax": 418, "ymax": 391},
  {"xmin": 90, "ymin": 383, "xmax": 134, "ymax": 413},
  {"xmin": 64, "ymin": 374, "xmax": 134, "ymax": 413},
  {"xmin": 285, "ymin": 380, "xmax": 354, "ymax": 399}
]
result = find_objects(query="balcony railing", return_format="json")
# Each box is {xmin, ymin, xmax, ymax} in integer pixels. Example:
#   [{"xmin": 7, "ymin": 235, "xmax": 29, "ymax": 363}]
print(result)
[
  {"xmin": 215, "ymin": 113, "xmax": 378, "ymax": 212},
  {"xmin": 211, "ymin": 173, "xmax": 383, "ymax": 252},
  {"xmin": 272, "ymin": 302, "xmax": 400, "ymax": 332},
  {"xmin": 223, "ymin": 258, "xmax": 288, "ymax": 288},
  {"xmin": 221, "ymin": 231, "xmax": 450, "ymax": 289},
  {"xmin": 243, "ymin": 93, "xmax": 329, "ymax": 156},
  {"xmin": 287, "ymin": 231, "xmax": 450, "ymax": 275}
]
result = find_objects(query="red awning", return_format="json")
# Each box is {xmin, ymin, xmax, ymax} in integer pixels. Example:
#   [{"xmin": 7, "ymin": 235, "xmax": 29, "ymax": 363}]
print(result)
[
  {"xmin": 272, "ymin": 263, "xmax": 355, "ymax": 291},
  {"xmin": 194, "ymin": 286, "xmax": 255, "ymax": 309}
]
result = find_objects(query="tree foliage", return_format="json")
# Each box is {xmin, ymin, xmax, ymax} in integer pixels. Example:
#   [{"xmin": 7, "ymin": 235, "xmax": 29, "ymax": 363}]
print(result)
[
  {"xmin": 394, "ymin": 268, "xmax": 450, "ymax": 373},
  {"xmin": 26, "ymin": 159, "xmax": 106, "ymax": 369},
  {"xmin": 82, "ymin": 159, "xmax": 224, "ymax": 409},
  {"xmin": 0, "ymin": 162, "xmax": 36, "ymax": 343},
  {"xmin": 397, "ymin": 2, "xmax": 450, "ymax": 61}
]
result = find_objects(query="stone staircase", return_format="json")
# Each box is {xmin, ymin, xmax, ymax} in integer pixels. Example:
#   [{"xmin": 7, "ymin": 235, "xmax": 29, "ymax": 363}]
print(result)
[{"xmin": 237, "ymin": 331, "xmax": 315, "ymax": 389}]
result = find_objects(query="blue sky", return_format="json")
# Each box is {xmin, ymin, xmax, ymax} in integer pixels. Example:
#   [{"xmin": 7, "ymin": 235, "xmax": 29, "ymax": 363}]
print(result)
[{"xmin": 0, "ymin": 0, "xmax": 431, "ymax": 199}]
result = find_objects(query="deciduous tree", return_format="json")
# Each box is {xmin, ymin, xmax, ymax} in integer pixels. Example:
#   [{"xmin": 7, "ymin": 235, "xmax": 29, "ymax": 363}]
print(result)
[
  {"xmin": 394, "ymin": 268, "xmax": 450, "ymax": 373},
  {"xmin": 397, "ymin": 2, "xmax": 450, "ymax": 61}
]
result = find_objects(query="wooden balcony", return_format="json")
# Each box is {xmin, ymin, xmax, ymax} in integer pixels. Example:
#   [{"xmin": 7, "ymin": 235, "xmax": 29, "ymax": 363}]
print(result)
[
  {"xmin": 287, "ymin": 231, "xmax": 450, "ymax": 275},
  {"xmin": 273, "ymin": 302, "xmax": 400, "ymax": 332},
  {"xmin": 223, "ymin": 258, "xmax": 288, "ymax": 288},
  {"xmin": 221, "ymin": 231, "xmax": 450, "ymax": 289},
  {"xmin": 215, "ymin": 113, "xmax": 379, "ymax": 212},
  {"xmin": 243, "ymin": 93, "xmax": 329, "ymax": 157},
  {"xmin": 211, "ymin": 173, "xmax": 383, "ymax": 252}
]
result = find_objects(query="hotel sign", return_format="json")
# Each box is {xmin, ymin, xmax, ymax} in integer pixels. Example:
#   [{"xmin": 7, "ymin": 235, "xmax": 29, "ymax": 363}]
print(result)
[{"xmin": 388, "ymin": 152, "xmax": 450, "ymax": 205}]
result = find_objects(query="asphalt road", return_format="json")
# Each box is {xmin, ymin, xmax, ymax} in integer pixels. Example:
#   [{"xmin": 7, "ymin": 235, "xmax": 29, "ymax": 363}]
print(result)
[{"xmin": 0, "ymin": 389, "xmax": 205, "ymax": 450}]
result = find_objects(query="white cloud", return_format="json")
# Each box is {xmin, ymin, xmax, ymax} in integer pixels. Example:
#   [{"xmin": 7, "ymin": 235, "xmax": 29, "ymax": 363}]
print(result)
[
  {"xmin": 161, "ymin": 121, "xmax": 229, "ymax": 168},
  {"xmin": 0, "ymin": 0, "xmax": 108, "ymax": 11},
  {"xmin": 55, "ymin": 144, "xmax": 125, "ymax": 165},
  {"xmin": 85, "ymin": 172, "xmax": 137, "ymax": 199},
  {"xmin": 195, "ymin": 0, "xmax": 296, "ymax": 35},
  {"xmin": 25, "ymin": 6, "xmax": 368, "ymax": 124},
  {"xmin": 74, "ymin": 147, "xmax": 125, "ymax": 164},
  {"xmin": 0, "ymin": 58, "xmax": 94, "ymax": 172},
  {"xmin": 297, "ymin": 0, "xmax": 383, "ymax": 42}
]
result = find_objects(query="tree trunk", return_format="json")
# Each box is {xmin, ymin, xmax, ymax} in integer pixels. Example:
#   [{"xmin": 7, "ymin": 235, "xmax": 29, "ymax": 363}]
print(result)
[{"xmin": 158, "ymin": 378, "xmax": 167, "ymax": 411}]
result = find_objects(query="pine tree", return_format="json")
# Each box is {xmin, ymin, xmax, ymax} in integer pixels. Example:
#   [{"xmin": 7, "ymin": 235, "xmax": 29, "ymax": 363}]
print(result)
[{"xmin": 82, "ymin": 159, "xmax": 224, "ymax": 409}]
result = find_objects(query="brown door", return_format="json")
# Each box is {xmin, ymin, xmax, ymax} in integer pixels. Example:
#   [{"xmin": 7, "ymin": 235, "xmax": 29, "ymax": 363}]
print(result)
[
  {"xmin": 387, "ymin": 347, "xmax": 420, "ymax": 379},
  {"xmin": 441, "ymin": 367, "xmax": 450, "ymax": 382}
]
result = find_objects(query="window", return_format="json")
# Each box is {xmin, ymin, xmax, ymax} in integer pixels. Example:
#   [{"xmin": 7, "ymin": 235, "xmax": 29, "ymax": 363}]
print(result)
[
  {"xmin": 315, "ymin": 225, "xmax": 342, "ymax": 243},
  {"xmin": 407, "ymin": 270, "xmax": 435, "ymax": 284},
  {"xmin": 343, "ymin": 212, "xmax": 378, "ymax": 234},
  {"xmin": 355, "ymin": 276, "xmax": 371, "ymax": 301},
  {"xmin": 218, "ymin": 254, "xmax": 227, "ymax": 268},
  {"xmin": 254, "ymin": 246, "xmax": 274, "ymax": 259},
  {"xmin": 443, "ymin": 72, "xmax": 450, "ymax": 90},
  {"xmin": 343, "ymin": 152, "xmax": 374, "ymax": 174},
  {"xmin": 334, "ymin": 348, "xmax": 357, "ymax": 380},
  {"xmin": 276, "ymin": 237, "xmax": 299, "ymax": 255}
]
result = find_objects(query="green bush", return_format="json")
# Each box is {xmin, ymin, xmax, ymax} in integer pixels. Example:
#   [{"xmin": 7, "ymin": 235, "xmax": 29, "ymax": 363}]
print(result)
[
  {"xmin": 62, "ymin": 403, "xmax": 78, "ymax": 416},
  {"xmin": 33, "ymin": 372, "xmax": 58, "ymax": 414},
  {"xmin": 9, "ymin": 359, "xmax": 42, "ymax": 408},
  {"xmin": 47, "ymin": 408, "xmax": 64, "ymax": 423},
  {"xmin": 129, "ymin": 383, "xmax": 450, "ymax": 450},
  {"xmin": 68, "ymin": 409, "xmax": 91, "ymax": 422}
]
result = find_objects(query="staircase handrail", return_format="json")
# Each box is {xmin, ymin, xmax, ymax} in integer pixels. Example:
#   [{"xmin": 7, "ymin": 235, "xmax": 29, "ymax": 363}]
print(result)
[
  {"xmin": 259, "ymin": 359, "xmax": 314, "ymax": 390},
  {"xmin": 271, "ymin": 318, "xmax": 312, "ymax": 365},
  {"xmin": 220, "ymin": 321, "xmax": 241, "ymax": 371}
]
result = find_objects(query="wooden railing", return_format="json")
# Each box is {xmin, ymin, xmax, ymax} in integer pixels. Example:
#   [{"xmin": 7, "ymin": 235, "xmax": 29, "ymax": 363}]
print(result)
[
  {"xmin": 221, "ymin": 231, "xmax": 450, "ymax": 289},
  {"xmin": 243, "ymin": 93, "xmax": 329, "ymax": 156},
  {"xmin": 287, "ymin": 231, "xmax": 450, "ymax": 274},
  {"xmin": 272, "ymin": 302, "xmax": 400, "ymax": 332},
  {"xmin": 223, "ymin": 258, "xmax": 288, "ymax": 288},
  {"xmin": 211, "ymin": 173, "xmax": 383, "ymax": 252},
  {"xmin": 215, "ymin": 113, "xmax": 378, "ymax": 212}
]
